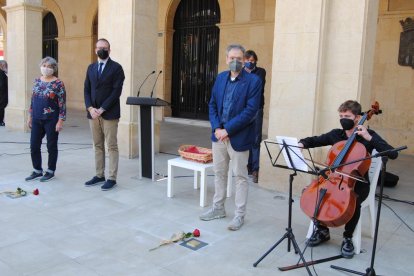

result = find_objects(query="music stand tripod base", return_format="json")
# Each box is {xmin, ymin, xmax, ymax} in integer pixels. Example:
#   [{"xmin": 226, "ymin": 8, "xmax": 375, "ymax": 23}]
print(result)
[{"xmin": 253, "ymin": 140, "xmax": 315, "ymax": 276}]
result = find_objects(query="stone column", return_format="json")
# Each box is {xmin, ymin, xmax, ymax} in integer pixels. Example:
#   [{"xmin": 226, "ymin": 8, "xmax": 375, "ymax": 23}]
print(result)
[
  {"xmin": 3, "ymin": 0, "xmax": 43, "ymax": 131},
  {"xmin": 98, "ymin": 0, "xmax": 158, "ymax": 158},
  {"xmin": 260, "ymin": 0, "xmax": 379, "ymax": 194}
]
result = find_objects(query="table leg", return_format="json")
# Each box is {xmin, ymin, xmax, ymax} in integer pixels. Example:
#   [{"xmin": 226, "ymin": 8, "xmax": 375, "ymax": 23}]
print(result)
[
  {"xmin": 194, "ymin": 170, "xmax": 200, "ymax": 189},
  {"xmin": 167, "ymin": 163, "xmax": 174, "ymax": 197},
  {"xmin": 200, "ymin": 169, "xmax": 207, "ymax": 207}
]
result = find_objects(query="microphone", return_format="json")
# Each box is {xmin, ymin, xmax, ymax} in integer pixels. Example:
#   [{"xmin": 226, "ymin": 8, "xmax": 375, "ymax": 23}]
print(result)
[
  {"xmin": 136, "ymin": 70, "xmax": 155, "ymax": 97},
  {"xmin": 150, "ymin": 70, "xmax": 163, "ymax": 98}
]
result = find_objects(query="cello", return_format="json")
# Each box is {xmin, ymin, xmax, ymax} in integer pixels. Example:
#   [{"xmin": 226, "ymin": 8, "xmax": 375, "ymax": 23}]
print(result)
[{"xmin": 300, "ymin": 102, "xmax": 381, "ymax": 227}]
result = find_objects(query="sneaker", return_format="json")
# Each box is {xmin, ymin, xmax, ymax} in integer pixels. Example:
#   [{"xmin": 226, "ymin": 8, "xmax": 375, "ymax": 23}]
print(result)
[
  {"xmin": 252, "ymin": 171, "xmax": 259, "ymax": 183},
  {"xmin": 85, "ymin": 176, "xmax": 105, "ymax": 187},
  {"xmin": 199, "ymin": 208, "xmax": 226, "ymax": 221},
  {"xmin": 40, "ymin": 172, "xmax": 55, "ymax": 182},
  {"xmin": 308, "ymin": 227, "xmax": 330, "ymax": 247},
  {"xmin": 228, "ymin": 216, "xmax": 244, "ymax": 231},
  {"xmin": 101, "ymin": 179, "xmax": 116, "ymax": 191},
  {"xmin": 25, "ymin": 171, "xmax": 43, "ymax": 181},
  {"xmin": 341, "ymin": 237, "xmax": 355, "ymax": 258}
]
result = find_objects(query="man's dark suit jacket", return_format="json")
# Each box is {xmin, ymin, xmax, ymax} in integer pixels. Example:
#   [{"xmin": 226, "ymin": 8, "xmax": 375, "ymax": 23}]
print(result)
[
  {"xmin": 0, "ymin": 70, "xmax": 8, "ymax": 109},
  {"xmin": 84, "ymin": 58, "xmax": 125, "ymax": 120}
]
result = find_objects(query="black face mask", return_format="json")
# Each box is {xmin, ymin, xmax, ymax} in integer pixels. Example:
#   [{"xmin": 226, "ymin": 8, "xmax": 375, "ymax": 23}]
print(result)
[
  {"xmin": 97, "ymin": 49, "xmax": 109, "ymax": 60},
  {"xmin": 340, "ymin": 118, "xmax": 355, "ymax": 130}
]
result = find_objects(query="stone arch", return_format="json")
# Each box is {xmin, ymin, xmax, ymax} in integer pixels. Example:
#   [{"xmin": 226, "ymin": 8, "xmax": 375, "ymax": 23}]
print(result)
[
  {"xmin": 0, "ymin": 12, "xmax": 6, "ymax": 58},
  {"xmin": 85, "ymin": 1, "xmax": 98, "ymax": 37},
  {"xmin": 163, "ymin": 0, "xmax": 230, "ymax": 116},
  {"xmin": 218, "ymin": 0, "xmax": 235, "ymax": 23},
  {"xmin": 42, "ymin": 0, "xmax": 65, "ymax": 37},
  {"xmin": 166, "ymin": 0, "xmax": 233, "ymax": 28}
]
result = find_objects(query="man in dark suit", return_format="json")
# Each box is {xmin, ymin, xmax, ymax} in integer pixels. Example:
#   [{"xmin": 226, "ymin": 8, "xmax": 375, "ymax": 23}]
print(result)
[
  {"xmin": 84, "ymin": 38, "xmax": 125, "ymax": 191},
  {"xmin": 244, "ymin": 50, "xmax": 266, "ymax": 183},
  {"xmin": 200, "ymin": 44, "xmax": 262, "ymax": 231}
]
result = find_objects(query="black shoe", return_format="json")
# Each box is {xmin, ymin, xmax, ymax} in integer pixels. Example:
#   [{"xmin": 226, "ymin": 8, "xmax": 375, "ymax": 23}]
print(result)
[
  {"xmin": 101, "ymin": 179, "xmax": 116, "ymax": 191},
  {"xmin": 247, "ymin": 165, "xmax": 252, "ymax": 175},
  {"xmin": 341, "ymin": 237, "xmax": 355, "ymax": 258},
  {"xmin": 0, "ymin": 122, "xmax": 5, "ymax": 126},
  {"xmin": 25, "ymin": 171, "xmax": 43, "ymax": 181},
  {"xmin": 40, "ymin": 172, "xmax": 55, "ymax": 182},
  {"xmin": 252, "ymin": 171, "xmax": 259, "ymax": 183},
  {"xmin": 85, "ymin": 176, "xmax": 105, "ymax": 187},
  {"xmin": 308, "ymin": 227, "xmax": 330, "ymax": 247}
]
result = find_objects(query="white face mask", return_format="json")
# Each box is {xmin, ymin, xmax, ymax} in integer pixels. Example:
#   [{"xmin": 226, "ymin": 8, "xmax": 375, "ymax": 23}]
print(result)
[{"xmin": 41, "ymin": 67, "xmax": 54, "ymax": 77}]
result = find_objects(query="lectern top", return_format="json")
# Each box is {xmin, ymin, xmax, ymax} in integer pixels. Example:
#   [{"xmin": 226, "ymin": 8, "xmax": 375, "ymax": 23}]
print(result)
[{"xmin": 126, "ymin": 97, "xmax": 170, "ymax": 106}]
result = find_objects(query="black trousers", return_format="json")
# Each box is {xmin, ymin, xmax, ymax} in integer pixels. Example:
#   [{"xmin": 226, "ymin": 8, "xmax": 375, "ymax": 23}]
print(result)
[
  {"xmin": 0, "ymin": 106, "xmax": 4, "ymax": 123},
  {"xmin": 30, "ymin": 118, "xmax": 59, "ymax": 172}
]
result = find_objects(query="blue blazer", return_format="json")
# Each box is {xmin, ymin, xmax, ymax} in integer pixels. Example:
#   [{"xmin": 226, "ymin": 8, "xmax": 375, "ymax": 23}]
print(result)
[
  {"xmin": 84, "ymin": 58, "xmax": 125, "ymax": 120},
  {"xmin": 209, "ymin": 70, "xmax": 261, "ymax": 151}
]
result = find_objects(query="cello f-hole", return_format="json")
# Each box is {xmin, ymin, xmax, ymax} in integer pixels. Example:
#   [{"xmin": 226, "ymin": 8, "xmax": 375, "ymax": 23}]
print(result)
[{"xmin": 338, "ymin": 175, "xmax": 344, "ymax": 191}]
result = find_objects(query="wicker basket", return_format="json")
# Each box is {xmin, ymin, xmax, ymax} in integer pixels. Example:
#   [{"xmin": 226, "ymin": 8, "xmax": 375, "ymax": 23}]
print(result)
[{"xmin": 178, "ymin": 145, "xmax": 213, "ymax": 163}]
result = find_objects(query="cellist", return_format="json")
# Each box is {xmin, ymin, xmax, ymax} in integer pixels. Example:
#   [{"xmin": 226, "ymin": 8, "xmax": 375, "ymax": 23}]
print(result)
[{"xmin": 298, "ymin": 100, "xmax": 398, "ymax": 258}]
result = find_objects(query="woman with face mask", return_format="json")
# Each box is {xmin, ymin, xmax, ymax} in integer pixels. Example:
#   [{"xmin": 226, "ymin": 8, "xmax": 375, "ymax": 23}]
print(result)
[
  {"xmin": 297, "ymin": 100, "xmax": 398, "ymax": 259},
  {"xmin": 25, "ymin": 57, "xmax": 66, "ymax": 182}
]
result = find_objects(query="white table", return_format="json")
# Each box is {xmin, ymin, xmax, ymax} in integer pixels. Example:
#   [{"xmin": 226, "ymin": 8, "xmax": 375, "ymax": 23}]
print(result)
[{"xmin": 167, "ymin": 157, "xmax": 232, "ymax": 207}]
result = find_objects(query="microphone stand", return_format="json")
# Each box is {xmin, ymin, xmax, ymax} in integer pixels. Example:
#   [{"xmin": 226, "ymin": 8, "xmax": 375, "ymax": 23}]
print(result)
[
  {"xmin": 137, "ymin": 70, "xmax": 155, "ymax": 97},
  {"xmin": 150, "ymin": 70, "xmax": 163, "ymax": 98}
]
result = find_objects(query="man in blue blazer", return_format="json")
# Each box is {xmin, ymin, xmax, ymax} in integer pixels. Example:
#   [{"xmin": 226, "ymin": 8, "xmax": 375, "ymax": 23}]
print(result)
[
  {"xmin": 200, "ymin": 44, "xmax": 262, "ymax": 231},
  {"xmin": 84, "ymin": 38, "xmax": 125, "ymax": 191}
]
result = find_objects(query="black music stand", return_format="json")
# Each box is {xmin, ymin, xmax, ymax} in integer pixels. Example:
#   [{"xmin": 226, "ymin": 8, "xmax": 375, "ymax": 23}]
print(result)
[
  {"xmin": 126, "ymin": 97, "xmax": 169, "ymax": 180},
  {"xmin": 330, "ymin": 146, "xmax": 407, "ymax": 276},
  {"xmin": 253, "ymin": 139, "xmax": 318, "ymax": 276}
]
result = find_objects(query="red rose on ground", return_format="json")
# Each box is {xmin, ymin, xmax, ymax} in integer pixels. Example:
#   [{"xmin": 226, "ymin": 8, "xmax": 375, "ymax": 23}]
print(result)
[
  {"xmin": 192, "ymin": 229, "xmax": 200, "ymax": 237},
  {"xmin": 33, "ymin": 189, "xmax": 39, "ymax": 195}
]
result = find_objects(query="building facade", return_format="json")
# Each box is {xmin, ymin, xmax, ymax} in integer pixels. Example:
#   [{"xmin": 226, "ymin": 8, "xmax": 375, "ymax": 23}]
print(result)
[{"xmin": 1, "ymin": 0, "xmax": 412, "ymax": 193}]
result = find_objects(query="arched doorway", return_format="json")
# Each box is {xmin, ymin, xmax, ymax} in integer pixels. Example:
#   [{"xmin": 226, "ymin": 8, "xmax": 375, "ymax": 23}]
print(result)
[
  {"xmin": 42, "ymin": 12, "xmax": 58, "ymax": 60},
  {"xmin": 171, "ymin": 0, "xmax": 220, "ymax": 120},
  {"xmin": 91, "ymin": 12, "xmax": 98, "ymax": 62}
]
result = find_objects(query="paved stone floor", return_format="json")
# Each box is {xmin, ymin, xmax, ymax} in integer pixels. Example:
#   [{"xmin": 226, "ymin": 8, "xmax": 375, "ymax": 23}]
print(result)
[{"xmin": 0, "ymin": 111, "xmax": 413, "ymax": 275}]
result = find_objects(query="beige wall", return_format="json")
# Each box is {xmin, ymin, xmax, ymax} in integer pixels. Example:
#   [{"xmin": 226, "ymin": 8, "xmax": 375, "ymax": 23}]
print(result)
[
  {"xmin": 369, "ymin": 0, "xmax": 414, "ymax": 155},
  {"xmin": 260, "ymin": 0, "xmax": 380, "ymax": 194}
]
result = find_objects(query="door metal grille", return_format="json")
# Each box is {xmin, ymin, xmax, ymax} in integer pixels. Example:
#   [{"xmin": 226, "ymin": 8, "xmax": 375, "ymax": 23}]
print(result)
[
  {"xmin": 42, "ymin": 12, "xmax": 58, "ymax": 61},
  {"xmin": 171, "ymin": 0, "xmax": 220, "ymax": 120}
]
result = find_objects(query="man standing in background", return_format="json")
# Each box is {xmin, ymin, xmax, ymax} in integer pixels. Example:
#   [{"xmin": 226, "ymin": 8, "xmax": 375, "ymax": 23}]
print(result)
[{"xmin": 244, "ymin": 50, "xmax": 266, "ymax": 184}]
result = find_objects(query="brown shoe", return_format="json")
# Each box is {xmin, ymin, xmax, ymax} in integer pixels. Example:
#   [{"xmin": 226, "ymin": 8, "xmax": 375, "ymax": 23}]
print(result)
[{"xmin": 252, "ymin": 171, "xmax": 258, "ymax": 183}]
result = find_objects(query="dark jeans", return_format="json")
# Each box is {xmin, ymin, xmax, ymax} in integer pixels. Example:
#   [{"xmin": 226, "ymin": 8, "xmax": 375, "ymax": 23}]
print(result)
[
  {"xmin": 0, "ymin": 106, "xmax": 4, "ymax": 123},
  {"xmin": 248, "ymin": 108, "xmax": 263, "ymax": 172},
  {"xmin": 30, "ymin": 118, "xmax": 59, "ymax": 172},
  {"xmin": 319, "ymin": 180, "xmax": 370, "ymax": 238}
]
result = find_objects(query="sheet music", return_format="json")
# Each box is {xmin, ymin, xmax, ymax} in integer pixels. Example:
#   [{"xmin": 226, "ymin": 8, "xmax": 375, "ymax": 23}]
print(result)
[{"xmin": 276, "ymin": 136, "xmax": 308, "ymax": 172}]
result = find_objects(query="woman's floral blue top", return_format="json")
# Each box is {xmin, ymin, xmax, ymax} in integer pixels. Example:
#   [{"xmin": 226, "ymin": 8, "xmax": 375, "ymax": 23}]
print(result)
[{"xmin": 29, "ymin": 78, "xmax": 66, "ymax": 120}]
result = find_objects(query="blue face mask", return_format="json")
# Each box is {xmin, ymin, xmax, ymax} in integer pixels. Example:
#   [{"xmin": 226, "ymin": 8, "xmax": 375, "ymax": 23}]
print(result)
[{"xmin": 244, "ymin": 61, "xmax": 256, "ymax": 70}]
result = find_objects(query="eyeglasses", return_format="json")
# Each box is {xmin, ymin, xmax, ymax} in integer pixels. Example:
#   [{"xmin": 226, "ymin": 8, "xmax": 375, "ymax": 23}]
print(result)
[{"xmin": 96, "ymin": 47, "xmax": 109, "ymax": 51}]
